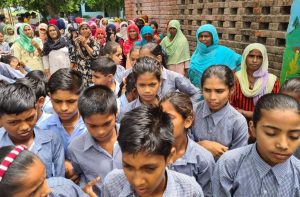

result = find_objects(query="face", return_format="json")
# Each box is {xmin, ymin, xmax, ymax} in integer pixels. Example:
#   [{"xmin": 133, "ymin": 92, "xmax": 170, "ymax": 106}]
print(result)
[
  {"xmin": 0, "ymin": 108, "xmax": 37, "ymax": 144},
  {"xmin": 198, "ymin": 31, "xmax": 212, "ymax": 47},
  {"xmin": 84, "ymin": 113, "xmax": 116, "ymax": 143},
  {"xmin": 72, "ymin": 31, "xmax": 78, "ymax": 40},
  {"xmin": 246, "ymin": 49, "xmax": 263, "ymax": 73},
  {"xmin": 24, "ymin": 26, "xmax": 33, "ymax": 38},
  {"xmin": 143, "ymin": 33, "xmax": 153, "ymax": 42},
  {"xmin": 7, "ymin": 28, "xmax": 14, "ymax": 35},
  {"xmin": 169, "ymin": 27, "xmax": 177, "ymax": 38},
  {"xmin": 122, "ymin": 152, "xmax": 170, "ymax": 197},
  {"xmin": 80, "ymin": 25, "xmax": 91, "ymax": 37},
  {"xmin": 150, "ymin": 24, "xmax": 157, "ymax": 33},
  {"xmin": 48, "ymin": 26, "xmax": 58, "ymax": 40},
  {"xmin": 129, "ymin": 29, "xmax": 137, "ymax": 40},
  {"xmin": 9, "ymin": 58, "xmax": 19, "ymax": 69},
  {"xmin": 97, "ymin": 31, "xmax": 105, "ymax": 39},
  {"xmin": 161, "ymin": 101, "xmax": 193, "ymax": 140},
  {"xmin": 136, "ymin": 72, "xmax": 160, "ymax": 104},
  {"xmin": 11, "ymin": 159, "xmax": 51, "ymax": 197},
  {"xmin": 129, "ymin": 49, "xmax": 140, "ymax": 67},
  {"xmin": 38, "ymin": 28, "xmax": 47, "ymax": 36},
  {"xmin": 139, "ymin": 48, "xmax": 161, "ymax": 63},
  {"xmin": 203, "ymin": 76, "xmax": 231, "ymax": 112},
  {"xmin": 102, "ymin": 19, "xmax": 108, "ymax": 26},
  {"xmin": 252, "ymin": 109, "xmax": 300, "ymax": 166},
  {"xmin": 108, "ymin": 28, "xmax": 114, "ymax": 34},
  {"xmin": 110, "ymin": 47, "xmax": 123, "ymax": 65},
  {"xmin": 91, "ymin": 71, "xmax": 111, "ymax": 86},
  {"xmin": 50, "ymin": 90, "xmax": 79, "ymax": 121}
]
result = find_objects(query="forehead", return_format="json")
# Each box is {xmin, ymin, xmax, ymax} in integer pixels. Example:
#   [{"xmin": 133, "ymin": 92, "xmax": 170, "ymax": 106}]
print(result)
[
  {"xmin": 2, "ymin": 108, "xmax": 36, "ymax": 120},
  {"xmin": 248, "ymin": 49, "xmax": 262, "ymax": 56},
  {"xmin": 161, "ymin": 100, "xmax": 177, "ymax": 114},
  {"xmin": 49, "ymin": 26, "xmax": 56, "ymax": 30},
  {"xmin": 92, "ymin": 70, "xmax": 106, "ymax": 77},
  {"xmin": 258, "ymin": 109, "xmax": 300, "ymax": 129},
  {"xmin": 84, "ymin": 113, "xmax": 115, "ymax": 124},
  {"xmin": 136, "ymin": 72, "xmax": 159, "ymax": 82},
  {"xmin": 139, "ymin": 48, "xmax": 153, "ymax": 57},
  {"xmin": 24, "ymin": 26, "xmax": 31, "ymax": 30},
  {"xmin": 199, "ymin": 31, "xmax": 211, "ymax": 37},
  {"xmin": 203, "ymin": 76, "xmax": 227, "ymax": 88},
  {"xmin": 51, "ymin": 90, "xmax": 79, "ymax": 99},
  {"xmin": 122, "ymin": 152, "xmax": 166, "ymax": 167}
]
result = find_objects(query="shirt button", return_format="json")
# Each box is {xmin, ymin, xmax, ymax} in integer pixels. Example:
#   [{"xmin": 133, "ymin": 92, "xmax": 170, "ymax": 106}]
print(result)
[{"xmin": 263, "ymin": 190, "xmax": 267, "ymax": 195}]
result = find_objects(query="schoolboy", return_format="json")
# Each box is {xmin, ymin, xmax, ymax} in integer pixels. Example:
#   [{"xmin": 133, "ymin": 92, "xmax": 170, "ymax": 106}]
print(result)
[
  {"xmin": 39, "ymin": 68, "xmax": 86, "ymax": 156},
  {"xmin": 212, "ymin": 94, "xmax": 300, "ymax": 196},
  {"xmin": 39, "ymin": 68, "xmax": 86, "ymax": 180},
  {"xmin": 91, "ymin": 56, "xmax": 120, "ymax": 97},
  {"xmin": 68, "ymin": 85, "xmax": 122, "ymax": 196},
  {"xmin": 15, "ymin": 77, "xmax": 50, "ymax": 129},
  {"xmin": 0, "ymin": 83, "xmax": 65, "ymax": 177},
  {"xmin": 103, "ymin": 106, "xmax": 204, "ymax": 197}
]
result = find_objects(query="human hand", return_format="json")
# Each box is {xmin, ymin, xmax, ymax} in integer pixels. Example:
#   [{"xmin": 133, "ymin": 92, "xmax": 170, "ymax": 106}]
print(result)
[
  {"xmin": 83, "ymin": 177, "xmax": 100, "ymax": 197},
  {"xmin": 198, "ymin": 140, "xmax": 228, "ymax": 158},
  {"xmin": 31, "ymin": 40, "xmax": 40, "ymax": 49},
  {"xmin": 65, "ymin": 160, "xmax": 80, "ymax": 184}
]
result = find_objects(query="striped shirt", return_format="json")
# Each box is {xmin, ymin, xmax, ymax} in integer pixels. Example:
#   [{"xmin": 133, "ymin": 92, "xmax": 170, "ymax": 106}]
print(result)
[
  {"xmin": 48, "ymin": 177, "xmax": 89, "ymax": 197},
  {"xmin": 212, "ymin": 144, "xmax": 300, "ymax": 197},
  {"xmin": 103, "ymin": 169, "xmax": 204, "ymax": 197},
  {"xmin": 191, "ymin": 101, "xmax": 248, "ymax": 151},
  {"xmin": 230, "ymin": 78, "xmax": 280, "ymax": 113}
]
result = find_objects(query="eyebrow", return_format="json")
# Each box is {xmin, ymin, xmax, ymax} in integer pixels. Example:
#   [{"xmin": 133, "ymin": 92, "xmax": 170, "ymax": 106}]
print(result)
[
  {"xmin": 123, "ymin": 161, "xmax": 158, "ymax": 168},
  {"xmin": 263, "ymin": 125, "xmax": 300, "ymax": 132}
]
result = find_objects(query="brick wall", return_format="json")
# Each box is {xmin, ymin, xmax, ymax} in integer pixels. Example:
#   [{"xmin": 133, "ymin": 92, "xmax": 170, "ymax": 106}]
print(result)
[{"xmin": 125, "ymin": 0, "xmax": 293, "ymax": 76}]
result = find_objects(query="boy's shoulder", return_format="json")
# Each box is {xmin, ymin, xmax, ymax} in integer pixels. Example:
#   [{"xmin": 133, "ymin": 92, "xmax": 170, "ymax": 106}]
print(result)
[
  {"xmin": 186, "ymin": 137, "xmax": 215, "ymax": 164},
  {"xmin": 217, "ymin": 144, "xmax": 253, "ymax": 167},
  {"xmin": 165, "ymin": 169, "xmax": 204, "ymax": 196},
  {"xmin": 68, "ymin": 131, "xmax": 89, "ymax": 151},
  {"xmin": 39, "ymin": 113, "xmax": 61, "ymax": 129},
  {"xmin": 103, "ymin": 169, "xmax": 129, "ymax": 196}
]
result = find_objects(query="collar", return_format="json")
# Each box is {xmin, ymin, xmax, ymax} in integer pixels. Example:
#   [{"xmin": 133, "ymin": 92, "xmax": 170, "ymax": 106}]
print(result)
[
  {"xmin": 172, "ymin": 136, "xmax": 199, "ymax": 166},
  {"xmin": 251, "ymin": 144, "xmax": 291, "ymax": 185},
  {"xmin": 202, "ymin": 101, "xmax": 230, "ymax": 125},
  {"xmin": 161, "ymin": 67, "xmax": 168, "ymax": 80}
]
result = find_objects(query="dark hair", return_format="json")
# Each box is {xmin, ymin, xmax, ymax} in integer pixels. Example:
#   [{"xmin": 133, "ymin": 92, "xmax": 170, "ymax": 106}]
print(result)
[
  {"xmin": 0, "ymin": 80, "xmax": 8, "ymax": 88},
  {"xmin": 15, "ymin": 77, "xmax": 47, "ymax": 100},
  {"xmin": 118, "ymin": 106, "xmax": 173, "ymax": 159},
  {"xmin": 253, "ymin": 93, "xmax": 300, "ymax": 127},
  {"xmin": 0, "ymin": 55, "xmax": 18, "ymax": 65},
  {"xmin": 0, "ymin": 83, "xmax": 36, "ymax": 116},
  {"xmin": 0, "ymin": 146, "xmax": 39, "ymax": 197},
  {"xmin": 132, "ymin": 56, "xmax": 161, "ymax": 82},
  {"xmin": 140, "ymin": 43, "xmax": 168, "ymax": 67},
  {"xmin": 201, "ymin": 65, "xmax": 235, "ymax": 89},
  {"xmin": 280, "ymin": 78, "xmax": 300, "ymax": 95},
  {"xmin": 26, "ymin": 70, "xmax": 48, "ymax": 86},
  {"xmin": 78, "ymin": 85, "xmax": 117, "ymax": 119},
  {"xmin": 91, "ymin": 56, "xmax": 117, "ymax": 75},
  {"xmin": 149, "ymin": 21, "xmax": 158, "ymax": 29},
  {"xmin": 48, "ymin": 68, "xmax": 84, "ymax": 95},
  {"xmin": 118, "ymin": 72, "xmax": 136, "ymax": 97},
  {"xmin": 103, "ymin": 41, "xmax": 121, "ymax": 57},
  {"xmin": 160, "ymin": 92, "xmax": 194, "ymax": 120},
  {"xmin": 136, "ymin": 18, "xmax": 145, "ymax": 31}
]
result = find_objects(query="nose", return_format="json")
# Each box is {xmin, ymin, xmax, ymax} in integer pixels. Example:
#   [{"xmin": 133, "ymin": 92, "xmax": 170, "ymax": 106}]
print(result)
[
  {"xmin": 253, "ymin": 56, "xmax": 257, "ymax": 63},
  {"xmin": 277, "ymin": 135, "xmax": 289, "ymax": 151},
  {"xmin": 144, "ymin": 86, "xmax": 151, "ymax": 93},
  {"xmin": 61, "ymin": 102, "xmax": 68, "ymax": 112},
  {"xmin": 132, "ymin": 172, "xmax": 146, "ymax": 188},
  {"xmin": 209, "ymin": 91, "xmax": 217, "ymax": 100},
  {"xmin": 19, "ymin": 121, "xmax": 30, "ymax": 132}
]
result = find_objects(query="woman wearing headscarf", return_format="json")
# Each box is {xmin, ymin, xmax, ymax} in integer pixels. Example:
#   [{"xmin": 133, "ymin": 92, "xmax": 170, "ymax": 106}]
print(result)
[
  {"xmin": 100, "ymin": 18, "xmax": 108, "ymax": 29},
  {"xmin": 38, "ymin": 23, "xmax": 48, "ymax": 44},
  {"xmin": 94, "ymin": 27, "xmax": 106, "ymax": 55},
  {"xmin": 135, "ymin": 26, "xmax": 154, "ymax": 46},
  {"xmin": 188, "ymin": 24, "xmax": 242, "ymax": 87},
  {"xmin": 150, "ymin": 21, "xmax": 164, "ymax": 44},
  {"xmin": 42, "ymin": 25, "xmax": 70, "ymax": 77},
  {"xmin": 123, "ymin": 24, "xmax": 141, "ymax": 57},
  {"xmin": 3, "ymin": 24, "xmax": 16, "ymax": 46},
  {"xmin": 69, "ymin": 23, "xmax": 100, "ymax": 86},
  {"xmin": 88, "ymin": 21, "xmax": 97, "ymax": 37},
  {"xmin": 160, "ymin": 20, "xmax": 190, "ymax": 75},
  {"xmin": 12, "ymin": 23, "xmax": 43, "ymax": 71},
  {"xmin": 106, "ymin": 23, "xmax": 124, "ymax": 48},
  {"xmin": 231, "ymin": 43, "xmax": 280, "ymax": 121},
  {"xmin": 117, "ymin": 21, "xmax": 128, "ymax": 40}
]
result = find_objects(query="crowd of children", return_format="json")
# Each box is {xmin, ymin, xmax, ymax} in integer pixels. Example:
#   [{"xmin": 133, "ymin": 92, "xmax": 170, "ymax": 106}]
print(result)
[{"xmin": 0, "ymin": 13, "xmax": 299, "ymax": 197}]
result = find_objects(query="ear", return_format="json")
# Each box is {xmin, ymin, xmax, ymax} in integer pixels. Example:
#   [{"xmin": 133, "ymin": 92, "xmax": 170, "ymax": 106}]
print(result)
[
  {"xmin": 37, "ymin": 96, "xmax": 45, "ymax": 108},
  {"xmin": 249, "ymin": 121, "xmax": 256, "ymax": 138},
  {"xmin": 184, "ymin": 115, "xmax": 194, "ymax": 129},
  {"xmin": 107, "ymin": 74, "xmax": 114, "ymax": 82},
  {"xmin": 166, "ymin": 147, "xmax": 176, "ymax": 165},
  {"xmin": 156, "ymin": 55, "xmax": 162, "ymax": 63}
]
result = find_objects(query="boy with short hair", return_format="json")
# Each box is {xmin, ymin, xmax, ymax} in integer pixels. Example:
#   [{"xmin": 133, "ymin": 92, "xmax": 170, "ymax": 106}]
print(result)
[
  {"xmin": 91, "ymin": 56, "xmax": 120, "ymax": 96},
  {"xmin": 39, "ymin": 68, "xmax": 86, "ymax": 180},
  {"xmin": 0, "ymin": 83, "xmax": 65, "ymax": 177},
  {"xmin": 68, "ymin": 85, "xmax": 122, "ymax": 196},
  {"xmin": 103, "ymin": 106, "xmax": 204, "ymax": 197}
]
